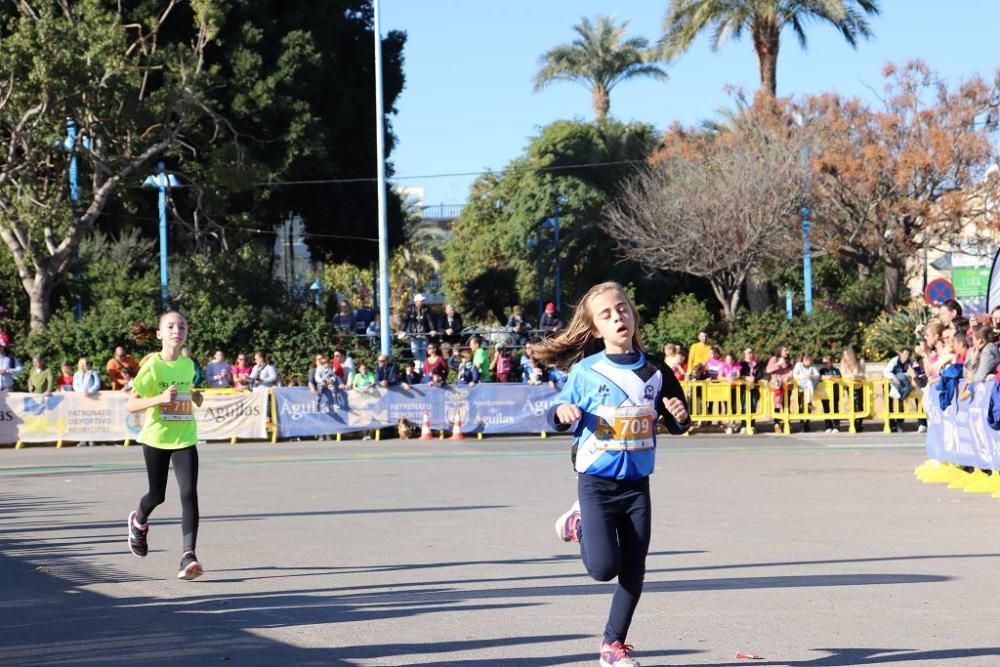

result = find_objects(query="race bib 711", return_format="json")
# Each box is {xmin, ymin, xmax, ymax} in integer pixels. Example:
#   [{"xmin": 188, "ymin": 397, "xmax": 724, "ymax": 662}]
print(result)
[{"xmin": 161, "ymin": 393, "xmax": 194, "ymax": 421}]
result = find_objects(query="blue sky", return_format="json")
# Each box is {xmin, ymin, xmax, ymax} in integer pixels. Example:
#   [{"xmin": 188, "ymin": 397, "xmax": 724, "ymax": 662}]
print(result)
[{"xmin": 380, "ymin": 1, "xmax": 1000, "ymax": 208}]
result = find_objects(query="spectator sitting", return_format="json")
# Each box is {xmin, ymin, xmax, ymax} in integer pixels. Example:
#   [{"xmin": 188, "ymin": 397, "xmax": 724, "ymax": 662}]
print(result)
[
  {"xmin": 374, "ymin": 353, "xmax": 399, "ymax": 388},
  {"xmin": 27, "ymin": 356, "xmax": 53, "ymax": 396},
  {"xmin": 231, "ymin": 353, "xmax": 252, "ymax": 390},
  {"xmin": 353, "ymin": 299, "xmax": 374, "ymax": 335},
  {"xmin": 539, "ymin": 302, "xmax": 562, "ymax": 338},
  {"xmin": 423, "ymin": 342, "xmax": 449, "ymax": 383},
  {"xmin": 456, "ymin": 348, "xmax": 480, "ymax": 385},
  {"xmin": 249, "ymin": 352, "xmax": 279, "ymax": 391},
  {"xmin": 334, "ymin": 299, "xmax": 356, "ymax": 333},
  {"xmin": 793, "ymin": 354, "xmax": 821, "ymax": 432},
  {"xmin": 883, "ymin": 347, "xmax": 916, "ymax": 432},
  {"xmin": 181, "ymin": 347, "xmax": 202, "ymax": 386},
  {"xmin": 687, "ymin": 331, "xmax": 712, "ymax": 373},
  {"xmin": 470, "ymin": 335, "xmax": 492, "ymax": 382},
  {"xmin": 401, "ymin": 360, "xmax": 423, "ymax": 388},
  {"xmin": 206, "ymin": 350, "xmax": 232, "ymax": 389},
  {"xmin": 366, "ymin": 314, "xmax": 381, "ymax": 342},
  {"xmin": 547, "ymin": 364, "xmax": 568, "ymax": 390},
  {"xmin": 57, "ymin": 361, "xmax": 74, "ymax": 392},
  {"xmin": 766, "ymin": 345, "xmax": 794, "ymax": 433},
  {"xmin": 491, "ymin": 343, "xmax": 514, "ymax": 383},
  {"xmin": 106, "ymin": 346, "xmax": 140, "ymax": 391},
  {"xmin": 506, "ymin": 305, "xmax": 531, "ymax": 348},
  {"xmin": 818, "ymin": 355, "xmax": 841, "ymax": 433},
  {"xmin": 439, "ymin": 303, "xmax": 465, "ymax": 346}
]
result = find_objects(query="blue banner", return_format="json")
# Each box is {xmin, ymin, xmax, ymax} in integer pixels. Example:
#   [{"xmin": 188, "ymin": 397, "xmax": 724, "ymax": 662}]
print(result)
[
  {"xmin": 274, "ymin": 384, "xmax": 560, "ymax": 438},
  {"xmin": 925, "ymin": 382, "xmax": 999, "ymax": 469}
]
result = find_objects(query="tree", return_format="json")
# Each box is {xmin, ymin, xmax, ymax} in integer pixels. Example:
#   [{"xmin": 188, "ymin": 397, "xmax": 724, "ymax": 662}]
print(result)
[
  {"xmin": 660, "ymin": 0, "xmax": 880, "ymax": 96},
  {"xmin": 442, "ymin": 120, "xmax": 664, "ymax": 323},
  {"xmin": 533, "ymin": 16, "xmax": 668, "ymax": 120},
  {"xmin": 806, "ymin": 61, "xmax": 1000, "ymax": 309},
  {"xmin": 0, "ymin": 0, "xmax": 224, "ymax": 331},
  {"xmin": 606, "ymin": 106, "xmax": 808, "ymax": 318}
]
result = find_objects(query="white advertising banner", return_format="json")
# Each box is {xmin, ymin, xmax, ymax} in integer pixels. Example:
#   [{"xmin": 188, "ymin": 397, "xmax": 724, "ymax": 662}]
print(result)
[{"xmin": 0, "ymin": 391, "xmax": 268, "ymax": 444}]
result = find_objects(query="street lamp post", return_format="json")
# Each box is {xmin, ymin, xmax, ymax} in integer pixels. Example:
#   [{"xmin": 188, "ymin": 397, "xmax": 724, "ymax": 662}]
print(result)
[
  {"xmin": 60, "ymin": 117, "xmax": 89, "ymax": 321},
  {"xmin": 309, "ymin": 278, "xmax": 322, "ymax": 308},
  {"xmin": 527, "ymin": 232, "xmax": 544, "ymax": 322},
  {"xmin": 802, "ymin": 202, "xmax": 813, "ymax": 316},
  {"xmin": 142, "ymin": 162, "xmax": 180, "ymax": 311}
]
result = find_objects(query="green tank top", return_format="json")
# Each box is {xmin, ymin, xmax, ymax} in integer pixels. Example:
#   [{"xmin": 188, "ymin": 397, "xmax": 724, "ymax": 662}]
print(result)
[{"xmin": 132, "ymin": 353, "xmax": 198, "ymax": 449}]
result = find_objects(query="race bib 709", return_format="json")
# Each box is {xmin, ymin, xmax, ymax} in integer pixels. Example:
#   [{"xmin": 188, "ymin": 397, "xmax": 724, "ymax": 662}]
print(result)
[{"xmin": 593, "ymin": 404, "xmax": 656, "ymax": 451}]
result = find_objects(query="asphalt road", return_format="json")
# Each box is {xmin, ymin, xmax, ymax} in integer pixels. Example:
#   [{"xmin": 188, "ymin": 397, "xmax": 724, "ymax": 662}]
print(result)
[{"xmin": 2, "ymin": 431, "xmax": 998, "ymax": 666}]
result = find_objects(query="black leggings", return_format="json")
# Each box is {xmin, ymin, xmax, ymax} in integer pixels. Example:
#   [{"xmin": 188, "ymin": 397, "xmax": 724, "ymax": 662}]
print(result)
[
  {"xmin": 136, "ymin": 444, "xmax": 199, "ymax": 553},
  {"xmin": 578, "ymin": 474, "xmax": 651, "ymax": 644}
]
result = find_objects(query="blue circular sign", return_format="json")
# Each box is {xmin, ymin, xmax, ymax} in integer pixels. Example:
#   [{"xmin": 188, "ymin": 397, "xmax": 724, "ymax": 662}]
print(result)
[{"xmin": 924, "ymin": 278, "xmax": 954, "ymax": 304}]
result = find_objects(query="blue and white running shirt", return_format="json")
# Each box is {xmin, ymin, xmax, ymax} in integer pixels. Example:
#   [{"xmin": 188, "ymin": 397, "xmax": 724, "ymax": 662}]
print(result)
[{"xmin": 549, "ymin": 351, "xmax": 689, "ymax": 480}]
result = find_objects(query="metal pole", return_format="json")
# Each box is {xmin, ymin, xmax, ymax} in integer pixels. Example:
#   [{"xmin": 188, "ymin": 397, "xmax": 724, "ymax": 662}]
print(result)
[
  {"xmin": 802, "ymin": 205, "xmax": 813, "ymax": 316},
  {"xmin": 786, "ymin": 288, "xmax": 794, "ymax": 321},
  {"xmin": 66, "ymin": 117, "xmax": 82, "ymax": 321},
  {"xmin": 553, "ymin": 202, "xmax": 561, "ymax": 314},
  {"xmin": 536, "ymin": 231, "xmax": 543, "ymax": 322},
  {"xmin": 156, "ymin": 164, "xmax": 169, "ymax": 311},
  {"xmin": 374, "ymin": 0, "xmax": 391, "ymax": 358}
]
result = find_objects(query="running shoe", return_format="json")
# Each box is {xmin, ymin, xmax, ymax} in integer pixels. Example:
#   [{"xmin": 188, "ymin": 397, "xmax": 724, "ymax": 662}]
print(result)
[
  {"xmin": 554, "ymin": 500, "xmax": 581, "ymax": 543},
  {"xmin": 127, "ymin": 511, "xmax": 148, "ymax": 557},
  {"xmin": 177, "ymin": 551, "xmax": 204, "ymax": 580},
  {"xmin": 600, "ymin": 641, "xmax": 640, "ymax": 667}
]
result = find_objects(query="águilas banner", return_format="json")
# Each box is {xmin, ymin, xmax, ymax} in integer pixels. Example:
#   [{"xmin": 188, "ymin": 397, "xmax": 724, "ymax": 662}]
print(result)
[{"xmin": 0, "ymin": 391, "xmax": 268, "ymax": 444}]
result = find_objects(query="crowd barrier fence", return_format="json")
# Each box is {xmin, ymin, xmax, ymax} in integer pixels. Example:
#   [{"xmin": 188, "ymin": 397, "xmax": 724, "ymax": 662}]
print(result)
[{"xmin": 0, "ymin": 376, "xmax": 935, "ymax": 447}]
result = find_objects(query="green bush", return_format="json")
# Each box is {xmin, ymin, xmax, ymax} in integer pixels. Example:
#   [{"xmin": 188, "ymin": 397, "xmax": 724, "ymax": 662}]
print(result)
[
  {"xmin": 640, "ymin": 293, "xmax": 714, "ymax": 353},
  {"xmin": 721, "ymin": 304, "xmax": 862, "ymax": 360},
  {"xmin": 861, "ymin": 303, "xmax": 931, "ymax": 361}
]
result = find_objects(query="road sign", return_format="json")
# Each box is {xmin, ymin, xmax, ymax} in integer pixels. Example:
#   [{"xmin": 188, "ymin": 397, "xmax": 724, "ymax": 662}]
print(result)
[{"xmin": 924, "ymin": 278, "xmax": 955, "ymax": 305}]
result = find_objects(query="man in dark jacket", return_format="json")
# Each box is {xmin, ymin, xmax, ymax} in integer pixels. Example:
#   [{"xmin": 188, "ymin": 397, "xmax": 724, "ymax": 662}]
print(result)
[
  {"xmin": 439, "ymin": 303, "xmax": 465, "ymax": 346},
  {"xmin": 374, "ymin": 353, "xmax": 399, "ymax": 388},
  {"xmin": 401, "ymin": 294, "xmax": 436, "ymax": 362}
]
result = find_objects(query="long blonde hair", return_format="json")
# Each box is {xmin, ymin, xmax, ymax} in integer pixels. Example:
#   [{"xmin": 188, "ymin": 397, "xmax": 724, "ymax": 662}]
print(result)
[
  {"xmin": 533, "ymin": 282, "xmax": 644, "ymax": 371},
  {"xmin": 840, "ymin": 346, "xmax": 864, "ymax": 379}
]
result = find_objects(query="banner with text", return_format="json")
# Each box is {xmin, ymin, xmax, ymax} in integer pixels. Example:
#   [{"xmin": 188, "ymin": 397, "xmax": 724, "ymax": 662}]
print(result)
[
  {"xmin": 273, "ymin": 384, "xmax": 560, "ymax": 438},
  {"xmin": 924, "ymin": 382, "xmax": 998, "ymax": 469},
  {"xmin": 0, "ymin": 391, "xmax": 268, "ymax": 443}
]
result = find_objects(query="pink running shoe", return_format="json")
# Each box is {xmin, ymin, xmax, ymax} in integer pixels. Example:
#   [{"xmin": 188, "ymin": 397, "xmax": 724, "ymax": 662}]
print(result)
[
  {"xmin": 554, "ymin": 500, "xmax": 581, "ymax": 542},
  {"xmin": 177, "ymin": 551, "xmax": 204, "ymax": 581},
  {"xmin": 600, "ymin": 641, "xmax": 640, "ymax": 666}
]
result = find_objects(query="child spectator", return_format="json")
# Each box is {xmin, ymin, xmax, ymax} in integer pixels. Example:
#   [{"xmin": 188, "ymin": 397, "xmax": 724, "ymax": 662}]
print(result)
[
  {"xmin": 429, "ymin": 367, "xmax": 447, "ymax": 388},
  {"xmin": 352, "ymin": 362, "xmax": 376, "ymax": 393},
  {"xmin": 818, "ymin": 355, "xmax": 841, "ymax": 433},
  {"xmin": 456, "ymin": 348, "xmax": 480, "ymax": 385},
  {"xmin": 401, "ymin": 360, "xmax": 423, "ymax": 387},
  {"xmin": 119, "ymin": 366, "xmax": 135, "ymax": 392},
  {"xmin": 470, "ymin": 335, "xmax": 492, "ymax": 382},
  {"xmin": 491, "ymin": 344, "xmax": 513, "ymax": 383},
  {"xmin": 58, "ymin": 362, "xmax": 75, "ymax": 391},
  {"xmin": 27, "ymin": 356, "xmax": 53, "ymax": 395},
  {"xmin": 793, "ymin": 353, "xmax": 820, "ymax": 426},
  {"xmin": 704, "ymin": 346, "xmax": 724, "ymax": 380},
  {"xmin": 689, "ymin": 363, "xmax": 709, "ymax": 381},
  {"xmin": 766, "ymin": 346, "xmax": 794, "ymax": 433},
  {"xmin": 839, "ymin": 346, "xmax": 866, "ymax": 432},
  {"xmin": 312, "ymin": 355, "xmax": 336, "ymax": 413}
]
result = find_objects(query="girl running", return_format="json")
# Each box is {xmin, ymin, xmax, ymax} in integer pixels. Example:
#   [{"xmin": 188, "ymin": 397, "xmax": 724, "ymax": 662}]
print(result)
[
  {"xmin": 126, "ymin": 311, "xmax": 205, "ymax": 580},
  {"xmin": 534, "ymin": 282, "xmax": 689, "ymax": 667}
]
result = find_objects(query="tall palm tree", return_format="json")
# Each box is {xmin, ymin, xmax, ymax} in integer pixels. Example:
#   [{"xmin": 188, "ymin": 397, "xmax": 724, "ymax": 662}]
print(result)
[
  {"xmin": 533, "ymin": 16, "xmax": 668, "ymax": 120},
  {"xmin": 661, "ymin": 0, "xmax": 880, "ymax": 96}
]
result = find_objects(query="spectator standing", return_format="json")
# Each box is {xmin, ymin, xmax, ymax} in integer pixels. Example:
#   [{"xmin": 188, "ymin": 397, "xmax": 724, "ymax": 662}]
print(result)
[
  {"xmin": 938, "ymin": 299, "xmax": 962, "ymax": 337},
  {"xmin": 336, "ymin": 349, "xmax": 356, "ymax": 385},
  {"xmin": 539, "ymin": 302, "xmax": 563, "ymax": 338},
  {"xmin": 57, "ymin": 362, "xmax": 75, "ymax": 391},
  {"xmin": 231, "ymin": 354, "xmax": 252, "ymax": 390},
  {"xmin": 958, "ymin": 324, "xmax": 1000, "ymax": 402},
  {"xmin": 739, "ymin": 347, "xmax": 765, "ymax": 432},
  {"xmin": 205, "ymin": 351, "xmax": 232, "ymax": 389},
  {"xmin": 27, "ymin": 356, "xmax": 53, "ymax": 395},
  {"xmin": 704, "ymin": 346, "xmax": 724, "ymax": 380},
  {"xmin": 840, "ymin": 347, "xmax": 866, "ymax": 432},
  {"xmin": 313, "ymin": 355, "xmax": 338, "ymax": 414},
  {"xmin": 422, "ymin": 342, "xmax": 449, "ymax": 383},
  {"xmin": 353, "ymin": 299, "xmax": 374, "ymax": 335},
  {"xmin": 491, "ymin": 344, "xmax": 514, "ymax": 383},
  {"xmin": 687, "ymin": 331, "xmax": 712, "ymax": 372},
  {"xmin": 439, "ymin": 303, "xmax": 465, "ymax": 346},
  {"xmin": 73, "ymin": 358, "xmax": 101, "ymax": 394},
  {"xmin": 401, "ymin": 293, "xmax": 436, "ymax": 363},
  {"xmin": 0, "ymin": 322, "xmax": 10, "ymax": 351},
  {"xmin": 106, "ymin": 346, "xmax": 140, "ymax": 391},
  {"xmin": 249, "ymin": 352, "xmax": 278, "ymax": 391},
  {"xmin": 333, "ymin": 299, "xmax": 356, "ymax": 333},
  {"xmin": 818, "ymin": 355, "xmax": 842, "ymax": 433},
  {"xmin": 507, "ymin": 305, "xmax": 532, "ymax": 348},
  {"xmin": 470, "ymin": 335, "xmax": 492, "ymax": 382},
  {"xmin": 374, "ymin": 353, "xmax": 399, "ymax": 388}
]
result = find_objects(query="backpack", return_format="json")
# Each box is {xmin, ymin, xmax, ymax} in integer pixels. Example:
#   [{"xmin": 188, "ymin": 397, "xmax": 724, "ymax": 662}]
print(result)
[{"xmin": 496, "ymin": 353, "xmax": 512, "ymax": 375}]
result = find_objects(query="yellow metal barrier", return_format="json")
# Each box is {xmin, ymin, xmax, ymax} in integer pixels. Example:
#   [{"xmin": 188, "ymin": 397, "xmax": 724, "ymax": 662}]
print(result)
[
  {"xmin": 680, "ymin": 380, "xmax": 769, "ymax": 435},
  {"xmin": 875, "ymin": 379, "xmax": 926, "ymax": 433},
  {"xmin": 774, "ymin": 378, "xmax": 873, "ymax": 434}
]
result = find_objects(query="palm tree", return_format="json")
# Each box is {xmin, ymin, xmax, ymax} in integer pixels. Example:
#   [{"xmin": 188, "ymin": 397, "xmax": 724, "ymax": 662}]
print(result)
[
  {"xmin": 533, "ymin": 16, "xmax": 668, "ymax": 120},
  {"xmin": 661, "ymin": 0, "xmax": 880, "ymax": 96}
]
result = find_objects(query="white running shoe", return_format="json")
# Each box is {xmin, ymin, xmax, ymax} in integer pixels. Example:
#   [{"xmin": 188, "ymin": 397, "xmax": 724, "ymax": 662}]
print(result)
[{"xmin": 554, "ymin": 500, "xmax": 581, "ymax": 543}]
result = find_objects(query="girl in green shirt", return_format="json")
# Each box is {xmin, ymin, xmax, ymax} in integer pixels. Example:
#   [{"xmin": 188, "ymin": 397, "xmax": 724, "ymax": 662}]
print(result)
[{"xmin": 125, "ymin": 311, "xmax": 205, "ymax": 581}]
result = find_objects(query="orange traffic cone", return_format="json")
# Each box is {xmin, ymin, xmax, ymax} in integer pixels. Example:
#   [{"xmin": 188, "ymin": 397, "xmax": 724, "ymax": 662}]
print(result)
[
  {"xmin": 450, "ymin": 411, "xmax": 465, "ymax": 440},
  {"xmin": 419, "ymin": 410, "xmax": 434, "ymax": 440}
]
